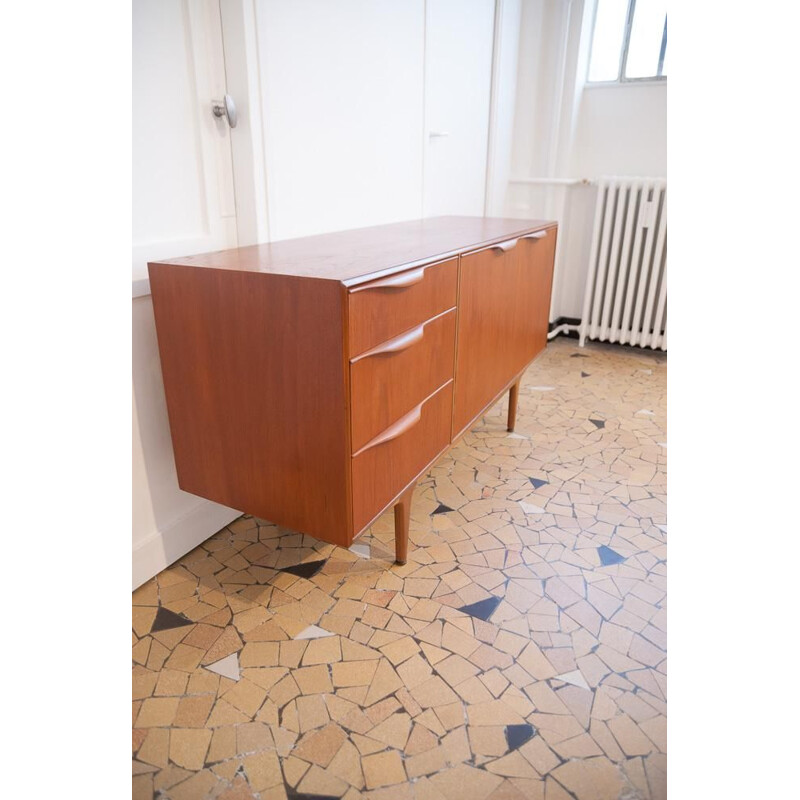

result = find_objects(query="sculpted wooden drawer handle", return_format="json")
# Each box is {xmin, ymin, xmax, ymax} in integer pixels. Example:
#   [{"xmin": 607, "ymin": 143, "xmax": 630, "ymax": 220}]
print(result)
[
  {"xmin": 491, "ymin": 230, "xmax": 547, "ymax": 253},
  {"xmin": 351, "ymin": 267, "xmax": 426, "ymax": 292},
  {"xmin": 351, "ymin": 322, "xmax": 426, "ymax": 362},
  {"xmin": 352, "ymin": 401, "xmax": 423, "ymax": 457},
  {"xmin": 491, "ymin": 239, "xmax": 519, "ymax": 253}
]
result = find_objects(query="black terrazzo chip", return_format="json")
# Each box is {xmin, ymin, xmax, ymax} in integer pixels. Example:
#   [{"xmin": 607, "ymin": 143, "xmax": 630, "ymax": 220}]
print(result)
[
  {"xmin": 505, "ymin": 723, "xmax": 536, "ymax": 751},
  {"xmin": 279, "ymin": 560, "xmax": 327, "ymax": 579},
  {"xmin": 150, "ymin": 606, "xmax": 193, "ymax": 633},
  {"xmin": 590, "ymin": 419, "xmax": 605, "ymax": 429},
  {"xmin": 432, "ymin": 503, "xmax": 454, "ymax": 515},
  {"xmin": 598, "ymin": 545, "xmax": 626, "ymax": 566},
  {"xmin": 287, "ymin": 790, "xmax": 340, "ymax": 800},
  {"xmin": 529, "ymin": 477, "xmax": 548, "ymax": 489},
  {"xmin": 457, "ymin": 596, "xmax": 502, "ymax": 622}
]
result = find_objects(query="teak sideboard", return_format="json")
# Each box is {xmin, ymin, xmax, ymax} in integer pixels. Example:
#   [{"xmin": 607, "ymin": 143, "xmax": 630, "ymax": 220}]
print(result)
[{"xmin": 149, "ymin": 216, "xmax": 557, "ymax": 565}]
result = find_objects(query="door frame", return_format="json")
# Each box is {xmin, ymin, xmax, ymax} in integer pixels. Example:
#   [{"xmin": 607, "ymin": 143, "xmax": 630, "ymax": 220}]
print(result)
[{"xmin": 219, "ymin": 0, "xmax": 271, "ymax": 248}]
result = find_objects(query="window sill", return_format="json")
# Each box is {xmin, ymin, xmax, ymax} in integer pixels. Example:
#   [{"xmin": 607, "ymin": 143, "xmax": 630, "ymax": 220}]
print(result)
[{"xmin": 584, "ymin": 79, "xmax": 667, "ymax": 89}]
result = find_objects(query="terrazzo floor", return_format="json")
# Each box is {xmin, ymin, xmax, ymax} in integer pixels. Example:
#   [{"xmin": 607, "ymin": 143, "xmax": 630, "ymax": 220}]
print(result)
[{"xmin": 132, "ymin": 337, "xmax": 667, "ymax": 800}]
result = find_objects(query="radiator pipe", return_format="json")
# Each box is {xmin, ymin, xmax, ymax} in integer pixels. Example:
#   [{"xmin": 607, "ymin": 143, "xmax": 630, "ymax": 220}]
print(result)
[
  {"xmin": 509, "ymin": 177, "xmax": 594, "ymax": 186},
  {"xmin": 547, "ymin": 323, "xmax": 580, "ymax": 340}
]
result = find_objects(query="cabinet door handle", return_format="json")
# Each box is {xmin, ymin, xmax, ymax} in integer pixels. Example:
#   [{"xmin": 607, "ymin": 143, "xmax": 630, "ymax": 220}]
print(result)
[
  {"xmin": 490, "ymin": 230, "xmax": 547, "ymax": 254},
  {"xmin": 351, "ymin": 322, "xmax": 425, "ymax": 363},
  {"xmin": 351, "ymin": 267, "xmax": 426, "ymax": 293},
  {"xmin": 352, "ymin": 402, "xmax": 423, "ymax": 457},
  {"xmin": 491, "ymin": 238, "xmax": 519, "ymax": 253}
]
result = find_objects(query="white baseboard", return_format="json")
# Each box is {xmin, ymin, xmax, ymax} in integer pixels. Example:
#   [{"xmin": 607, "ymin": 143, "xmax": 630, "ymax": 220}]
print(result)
[{"xmin": 132, "ymin": 499, "xmax": 241, "ymax": 590}]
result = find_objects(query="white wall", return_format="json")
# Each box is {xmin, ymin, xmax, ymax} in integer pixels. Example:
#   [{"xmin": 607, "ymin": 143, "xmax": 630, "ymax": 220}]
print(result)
[
  {"xmin": 572, "ymin": 83, "xmax": 667, "ymax": 178},
  {"xmin": 485, "ymin": 0, "xmax": 522, "ymax": 215},
  {"xmin": 508, "ymin": 0, "xmax": 567, "ymax": 182},
  {"xmin": 500, "ymin": 0, "xmax": 667, "ymax": 320}
]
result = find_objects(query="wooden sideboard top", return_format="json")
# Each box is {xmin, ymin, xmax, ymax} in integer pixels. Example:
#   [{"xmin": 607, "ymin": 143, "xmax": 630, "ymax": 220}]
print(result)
[{"xmin": 150, "ymin": 216, "xmax": 557, "ymax": 285}]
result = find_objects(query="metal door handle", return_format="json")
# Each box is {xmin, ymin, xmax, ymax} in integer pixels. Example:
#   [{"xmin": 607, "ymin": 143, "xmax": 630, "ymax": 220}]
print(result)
[
  {"xmin": 428, "ymin": 131, "xmax": 450, "ymax": 138},
  {"xmin": 212, "ymin": 95, "xmax": 237, "ymax": 128}
]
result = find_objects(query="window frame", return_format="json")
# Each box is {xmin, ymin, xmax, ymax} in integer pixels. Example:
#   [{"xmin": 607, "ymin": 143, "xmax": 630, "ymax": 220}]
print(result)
[{"xmin": 587, "ymin": 0, "xmax": 668, "ymax": 86}]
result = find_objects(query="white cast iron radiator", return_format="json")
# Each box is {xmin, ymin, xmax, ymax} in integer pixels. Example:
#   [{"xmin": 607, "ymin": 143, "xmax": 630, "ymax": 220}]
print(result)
[{"xmin": 579, "ymin": 177, "xmax": 667, "ymax": 350}]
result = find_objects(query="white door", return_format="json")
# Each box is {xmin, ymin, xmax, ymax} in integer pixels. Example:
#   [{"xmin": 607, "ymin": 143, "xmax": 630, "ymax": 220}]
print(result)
[
  {"xmin": 132, "ymin": 0, "xmax": 238, "ymax": 283},
  {"xmin": 132, "ymin": 0, "xmax": 240, "ymax": 589},
  {"xmin": 423, "ymin": 0, "xmax": 496, "ymax": 217},
  {"xmin": 243, "ymin": 0, "xmax": 426, "ymax": 241}
]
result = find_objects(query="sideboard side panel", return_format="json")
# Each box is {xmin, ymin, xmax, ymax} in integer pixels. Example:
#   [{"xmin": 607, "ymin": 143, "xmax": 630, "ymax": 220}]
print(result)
[{"xmin": 148, "ymin": 265, "xmax": 351, "ymax": 545}]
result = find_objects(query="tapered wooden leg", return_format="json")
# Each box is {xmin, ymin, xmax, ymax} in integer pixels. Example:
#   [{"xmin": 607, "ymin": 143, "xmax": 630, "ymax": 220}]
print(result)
[
  {"xmin": 393, "ymin": 485, "xmax": 414, "ymax": 565},
  {"xmin": 507, "ymin": 380, "xmax": 520, "ymax": 432}
]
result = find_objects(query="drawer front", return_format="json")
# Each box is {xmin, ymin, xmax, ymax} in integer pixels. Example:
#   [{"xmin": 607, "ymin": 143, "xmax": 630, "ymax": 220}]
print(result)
[
  {"xmin": 350, "ymin": 308, "xmax": 456, "ymax": 453},
  {"xmin": 348, "ymin": 258, "xmax": 458, "ymax": 357},
  {"xmin": 352, "ymin": 380, "xmax": 453, "ymax": 534}
]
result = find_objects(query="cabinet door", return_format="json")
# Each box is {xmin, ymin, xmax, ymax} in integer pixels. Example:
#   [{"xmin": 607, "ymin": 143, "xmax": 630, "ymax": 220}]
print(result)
[{"xmin": 452, "ymin": 230, "xmax": 556, "ymax": 437}]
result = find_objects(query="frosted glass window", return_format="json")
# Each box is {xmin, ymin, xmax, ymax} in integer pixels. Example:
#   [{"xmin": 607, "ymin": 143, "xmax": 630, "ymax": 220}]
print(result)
[
  {"xmin": 588, "ymin": 0, "xmax": 629, "ymax": 82},
  {"xmin": 587, "ymin": 0, "xmax": 668, "ymax": 83}
]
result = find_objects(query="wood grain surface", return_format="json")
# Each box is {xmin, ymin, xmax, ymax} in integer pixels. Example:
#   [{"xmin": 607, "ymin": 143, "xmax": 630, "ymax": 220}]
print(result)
[
  {"xmin": 351, "ymin": 381, "xmax": 453, "ymax": 534},
  {"xmin": 348, "ymin": 258, "xmax": 458, "ymax": 357},
  {"xmin": 148, "ymin": 217, "xmax": 557, "ymax": 560},
  {"xmin": 350, "ymin": 308, "xmax": 456, "ymax": 453},
  {"xmin": 152, "ymin": 216, "xmax": 556, "ymax": 285},
  {"xmin": 452, "ymin": 230, "xmax": 557, "ymax": 438},
  {"xmin": 148, "ymin": 264, "xmax": 351, "ymax": 545}
]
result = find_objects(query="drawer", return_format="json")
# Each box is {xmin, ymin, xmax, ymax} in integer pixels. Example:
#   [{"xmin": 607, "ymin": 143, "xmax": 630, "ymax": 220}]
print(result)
[
  {"xmin": 352, "ymin": 380, "xmax": 453, "ymax": 534},
  {"xmin": 350, "ymin": 308, "xmax": 456, "ymax": 453},
  {"xmin": 348, "ymin": 258, "xmax": 458, "ymax": 357}
]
